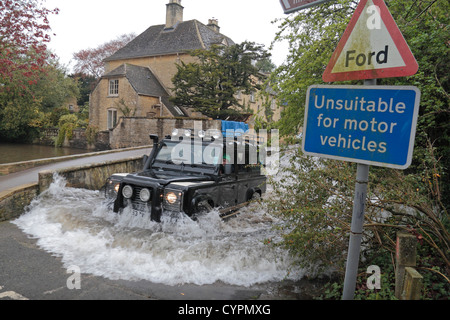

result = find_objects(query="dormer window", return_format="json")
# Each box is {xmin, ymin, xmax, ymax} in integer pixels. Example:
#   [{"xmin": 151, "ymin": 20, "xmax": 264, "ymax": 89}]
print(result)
[
  {"xmin": 109, "ymin": 79, "xmax": 119, "ymax": 96},
  {"xmin": 173, "ymin": 106, "xmax": 185, "ymax": 116}
]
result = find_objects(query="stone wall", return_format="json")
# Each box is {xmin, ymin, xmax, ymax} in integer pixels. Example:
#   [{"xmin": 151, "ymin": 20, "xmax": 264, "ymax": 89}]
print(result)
[
  {"xmin": 0, "ymin": 184, "xmax": 38, "ymax": 222},
  {"xmin": 39, "ymin": 127, "xmax": 59, "ymax": 145},
  {"xmin": 66, "ymin": 128, "xmax": 111, "ymax": 151},
  {"xmin": 39, "ymin": 117, "xmax": 221, "ymax": 151},
  {"xmin": 38, "ymin": 156, "xmax": 144, "ymax": 192},
  {"xmin": 109, "ymin": 117, "xmax": 222, "ymax": 149},
  {"xmin": 1, "ymin": 156, "xmax": 145, "ymax": 222},
  {"xmin": 38, "ymin": 128, "xmax": 111, "ymax": 151}
]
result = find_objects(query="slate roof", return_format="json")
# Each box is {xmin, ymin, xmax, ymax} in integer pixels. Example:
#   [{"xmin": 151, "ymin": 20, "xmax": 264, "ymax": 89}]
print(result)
[
  {"xmin": 103, "ymin": 63, "xmax": 189, "ymax": 117},
  {"xmin": 104, "ymin": 19, "xmax": 235, "ymax": 62}
]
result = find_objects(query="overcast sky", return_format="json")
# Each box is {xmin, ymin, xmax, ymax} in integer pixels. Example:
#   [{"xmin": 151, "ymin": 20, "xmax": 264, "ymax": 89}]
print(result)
[{"xmin": 45, "ymin": 0, "xmax": 290, "ymax": 72}]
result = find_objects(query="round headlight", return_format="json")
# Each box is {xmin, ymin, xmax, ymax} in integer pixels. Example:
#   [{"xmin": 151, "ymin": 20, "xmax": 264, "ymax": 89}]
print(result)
[
  {"xmin": 165, "ymin": 192, "xmax": 178, "ymax": 204},
  {"xmin": 139, "ymin": 188, "xmax": 151, "ymax": 202},
  {"xmin": 122, "ymin": 185, "xmax": 133, "ymax": 199},
  {"xmin": 198, "ymin": 130, "xmax": 206, "ymax": 138},
  {"xmin": 172, "ymin": 128, "xmax": 179, "ymax": 136},
  {"xmin": 184, "ymin": 129, "xmax": 192, "ymax": 137}
]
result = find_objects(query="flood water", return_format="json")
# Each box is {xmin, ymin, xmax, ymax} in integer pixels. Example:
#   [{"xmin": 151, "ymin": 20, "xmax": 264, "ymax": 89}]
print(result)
[
  {"xmin": 12, "ymin": 174, "xmax": 305, "ymax": 287},
  {"xmin": 0, "ymin": 143, "xmax": 91, "ymax": 164}
]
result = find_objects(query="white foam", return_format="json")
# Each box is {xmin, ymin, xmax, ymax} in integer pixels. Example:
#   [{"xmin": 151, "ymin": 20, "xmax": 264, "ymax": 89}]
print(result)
[{"xmin": 13, "ymin": 175, "xmax": 303, "ymax": 286}]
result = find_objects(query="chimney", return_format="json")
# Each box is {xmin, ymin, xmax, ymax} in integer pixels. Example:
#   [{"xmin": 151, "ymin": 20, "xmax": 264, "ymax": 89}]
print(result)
[
  {"xmin": 207, "ymin": 18, "xmax": 220, "ymax": 33},
  {"xmin": 166, "ymin": 0, "xmax": 184, "ymax": 29}
]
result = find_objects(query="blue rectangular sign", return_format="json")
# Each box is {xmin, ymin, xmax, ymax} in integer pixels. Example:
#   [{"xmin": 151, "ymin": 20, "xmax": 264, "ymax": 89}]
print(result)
[{"xmin": 302, "ymin": 85, "xmax": 421, "ymax": 169}]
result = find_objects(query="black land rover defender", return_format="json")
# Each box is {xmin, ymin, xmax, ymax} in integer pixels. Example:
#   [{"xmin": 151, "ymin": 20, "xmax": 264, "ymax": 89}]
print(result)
[{"xmin": 104, "ymin": 129, "xmax": 266, "ymax": 222}]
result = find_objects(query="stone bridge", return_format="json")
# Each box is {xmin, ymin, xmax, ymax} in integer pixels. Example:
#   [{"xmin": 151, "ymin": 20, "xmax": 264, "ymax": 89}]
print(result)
[{"xmin": 0, "ymin": 147, "xmax": 151, "ymax": 222}]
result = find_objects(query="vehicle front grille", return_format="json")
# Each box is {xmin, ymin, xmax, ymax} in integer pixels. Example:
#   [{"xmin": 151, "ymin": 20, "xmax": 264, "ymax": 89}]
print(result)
[{"xmin": 125, "ymin": 185, "xmax": 153, "ymax": 212}]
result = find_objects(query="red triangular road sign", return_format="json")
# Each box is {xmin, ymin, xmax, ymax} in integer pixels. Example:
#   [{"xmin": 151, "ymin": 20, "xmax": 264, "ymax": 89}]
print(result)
[{"xmin": 323, "ymin": 0, "xmax": 418, "ymax": 82}]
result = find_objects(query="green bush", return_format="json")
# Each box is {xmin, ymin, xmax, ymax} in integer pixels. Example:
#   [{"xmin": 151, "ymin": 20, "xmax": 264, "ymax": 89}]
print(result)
[
  {"xmin": 265, "ymin": 143, "xmax": 449, "ymax": 299},
  {"xmin": 55, "ymin": 114, "xmax": 78, "ymax": 147}
]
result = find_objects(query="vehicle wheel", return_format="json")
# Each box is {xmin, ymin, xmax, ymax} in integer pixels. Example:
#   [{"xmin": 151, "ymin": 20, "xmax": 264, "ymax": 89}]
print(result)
[
  {"xmin": 197, "ymin": 200, "xmax": 213, "ymax": 214},
  {"xmin": 250, "ymin": 191, "xmax": 261, "ymax": 201}
]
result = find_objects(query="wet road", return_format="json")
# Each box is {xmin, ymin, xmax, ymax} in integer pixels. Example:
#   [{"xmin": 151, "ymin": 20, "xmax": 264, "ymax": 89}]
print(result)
[
  {"xmin": 0, "ymin": 219, "xmax": 313, "ymax": 301},
  {"xmin": 0, "ymin": 147, "xmax": 152, "ymax": 193},
  {"xmin": 0, "ymin": 220, "xmax": 271, "ymax": 300}
]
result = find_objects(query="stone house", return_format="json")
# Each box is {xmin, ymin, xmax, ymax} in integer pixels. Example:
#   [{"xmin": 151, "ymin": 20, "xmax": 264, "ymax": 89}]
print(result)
[
  {"xmin": 89, "ymin": 63, "xmax": 187, "ymax": 131},
  {"xmin": 89, "ymin": 0, "xmax": 281, "ymax": 133},
  {"xmin": 65, "ymin": 96, "xmax": 79, "ymax": 113}
]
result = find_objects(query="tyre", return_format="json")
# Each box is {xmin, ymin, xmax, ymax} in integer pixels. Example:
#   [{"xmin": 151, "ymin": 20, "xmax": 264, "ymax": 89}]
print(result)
[{"xmin": 196, "ymin": 199, "xmax": 213, "ymax": 214}]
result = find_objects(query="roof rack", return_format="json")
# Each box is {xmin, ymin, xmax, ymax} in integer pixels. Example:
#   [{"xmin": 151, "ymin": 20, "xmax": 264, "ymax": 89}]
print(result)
[{"xmin": 168, "ymin": 128, "xmax": 266, "ymax": 145}]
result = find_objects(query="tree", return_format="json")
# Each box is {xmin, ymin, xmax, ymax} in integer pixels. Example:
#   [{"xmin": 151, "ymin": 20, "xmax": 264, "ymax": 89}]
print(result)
[
  {"xmin": 170, "ymin": 41, "xmax": 271, "ymax": 119},
  {"xmin": 265, "ymin": 0, "xmax": 449, "ymax": 295},
  {"xmin": 270, "ymin": 0, "xmax": 355, "ymax": 136},
  {"xmin": 383, "ymin": 0, "xmax": 450, "ymax": 208},
  {"xmin": 0, "ymin": 56, "xmax": 81, "ymax": 141},
  {"xmin": 71, "ymin": 73, "xmax": 97, "ymax": 106},
  {"xmin": 255, "ymin": 58, "xmax": 276, "ymax": 73},
  {"xmin": 35, "ymin": 58, "xmax": 80, "ymax": 112},
  {"xmin": 270, "ymin": 0, "xmax": 449, "ymax": 202},
  {"xmin": 72, "ymin": 33, "xmax": 136, "ymax": 79},
  {"xmin": 0, "ymin": 0, "xmax": 58, "ymax": 89},
  {"xmin": 0, "ymin": 0, "xmax": 59, "ymax": 141}
]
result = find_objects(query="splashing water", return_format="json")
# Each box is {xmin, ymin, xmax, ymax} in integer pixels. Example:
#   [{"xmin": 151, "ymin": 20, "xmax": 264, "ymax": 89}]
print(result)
[{"xmin": 13, "ymin": 175, "xmax": 303, "ymax": 287}]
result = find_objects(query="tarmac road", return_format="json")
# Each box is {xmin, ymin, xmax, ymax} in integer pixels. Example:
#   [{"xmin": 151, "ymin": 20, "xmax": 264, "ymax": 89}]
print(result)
[
  {"xmin": 0, "ymin": 218, "xmax": 316, "ymax": 301},
  {"xmin": 0, "ymin": 219, "xmax": 276, "ymax": 301}
]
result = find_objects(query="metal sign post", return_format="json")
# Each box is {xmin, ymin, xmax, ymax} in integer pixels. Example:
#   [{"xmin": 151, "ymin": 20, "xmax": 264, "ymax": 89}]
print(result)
[
  {"xmin": 342, "ymin": 164, "xmax": 370, "ymax": 300},
  {"xmin": 341, "ymin": 79, "xmax": 374, "ymax": 300}
]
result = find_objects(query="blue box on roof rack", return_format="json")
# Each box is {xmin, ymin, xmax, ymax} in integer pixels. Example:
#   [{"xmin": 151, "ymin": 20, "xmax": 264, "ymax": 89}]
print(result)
[{"xmin": 222, "ymin": 121, "xmax": 249, "ymax": 137}]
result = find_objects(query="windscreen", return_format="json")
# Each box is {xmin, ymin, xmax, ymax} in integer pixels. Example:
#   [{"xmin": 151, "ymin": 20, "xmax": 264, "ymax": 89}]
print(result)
[{"xmin": 154, "ymin": 140, "xmax": 223, "ymax": 166}]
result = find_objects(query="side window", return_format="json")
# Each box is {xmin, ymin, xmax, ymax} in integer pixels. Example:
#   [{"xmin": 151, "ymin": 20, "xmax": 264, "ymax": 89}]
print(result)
[
  {"xmin": 236, "ymin": 145, "xmax": 249, "ymax": 173},
  {"xmin": 222, "ymin": 145, "xmax": 234, "ymax": 175},
  {"xmin": 107, "ymin": 109, "xmax": 118, "ymax": 129},
  {"xmin": 237, "ymin": 144, "xmax": 260, "ymax": 174},
  {"xmin": 156, "ymin": 143, "xmax": 171, "ymax": 161}
]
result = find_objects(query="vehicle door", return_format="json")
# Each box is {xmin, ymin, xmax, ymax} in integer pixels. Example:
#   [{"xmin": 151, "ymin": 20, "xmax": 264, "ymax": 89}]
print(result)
[
  {"xmin": 236, "ymin": 143, "xmax": 254, "ymax": 204},
  {"xmin": 217, "ymin": 144, "xmax": 238, "ymax": 207}
]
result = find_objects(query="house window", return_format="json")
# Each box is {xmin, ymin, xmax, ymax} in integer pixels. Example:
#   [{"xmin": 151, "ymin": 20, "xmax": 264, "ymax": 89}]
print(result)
[
  {"xmin": 107, "ymin": 109, "xmax": 118, "ymax": 129},
  {"xmin": 109, "ymin": 79, "xmax": 119, "ymax": 96},
  {"xmin": 173, "ymin": 106, "xmax": 185, "ymax": 116},
  {"xmin": 271, "ymin": 98, "xmax": 277, "ymax": 110}
]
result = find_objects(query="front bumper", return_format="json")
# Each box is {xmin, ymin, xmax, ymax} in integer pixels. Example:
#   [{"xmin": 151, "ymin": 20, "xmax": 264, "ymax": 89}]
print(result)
[
  {"xmin": 112, "ymin": 184, "xmax": 186, "ymax": 223},
  {"xmin": 112, "ymin": 181, "xmax": 162, "ymax": 222}
]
